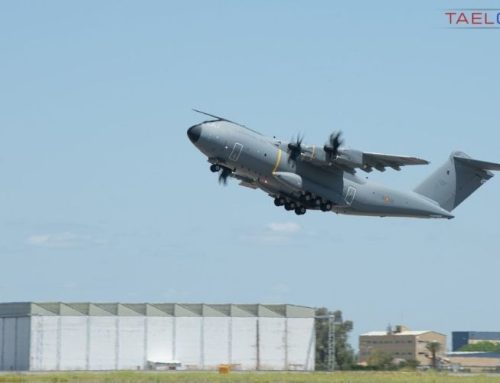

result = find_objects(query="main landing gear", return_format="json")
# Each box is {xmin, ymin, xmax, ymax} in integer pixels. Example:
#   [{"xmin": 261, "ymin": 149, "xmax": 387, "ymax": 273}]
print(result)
[
  {"xmin": 320, "ymin": 201, "xmax": 333, "ymax": 212},
  {"xmin": 274, "ymin": 195, "xmax": 334, "ymax": 215},
  {"xmin": 273, "ymin": 196, "xmax": 286, "ymax": 207},
  {"xmin": 294, "ymin": 206, "xmax": 306, "ymax": 215},
  {"xmin": 273, "ymin": 197, "xmax": 306, "ymax": 215}
]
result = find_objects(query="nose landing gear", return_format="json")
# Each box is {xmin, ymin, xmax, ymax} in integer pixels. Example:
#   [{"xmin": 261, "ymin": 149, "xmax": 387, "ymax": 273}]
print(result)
[{"xmin": 209, "ymin": 163, "xmax": 232, "ymax": 185}]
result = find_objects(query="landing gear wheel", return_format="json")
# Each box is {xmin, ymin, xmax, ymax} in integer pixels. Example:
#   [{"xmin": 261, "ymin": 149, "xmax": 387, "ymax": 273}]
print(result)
[
  {"xmin": 210, "ymin": 164, "xmax": 221, "ymax": 172},
  {"xmin": 284, "ymin": 202, "xmax": 296, "ymax": 211},
  {"xmin": 300, "ymin": 193, "xmax": 311, "ymax": 203},
  {"xmin": 274, "ymin": 197, "xmax": 285, "ymax": 206},
  {"xmin": 320, "ymin": 202, "xmax": 333, "ymax": 212},
  {"xmin": 295, "ymin": 206, "xmax": 306, "ymax": 215}
]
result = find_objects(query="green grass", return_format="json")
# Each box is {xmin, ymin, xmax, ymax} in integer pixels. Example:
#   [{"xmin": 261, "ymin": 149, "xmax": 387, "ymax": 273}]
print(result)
[{"xmin": 1, "ymin": 372, "xmax": 500, "ymax": 383}]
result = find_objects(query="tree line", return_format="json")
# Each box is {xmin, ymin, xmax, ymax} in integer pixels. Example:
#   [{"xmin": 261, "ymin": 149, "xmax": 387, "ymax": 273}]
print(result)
[
  {"xmin": 314, "ymin": 308, "xmax": 440, "ymax": 371},
  {"xmin": 459, "ymin": 341, "xmax": 500, "ymax": 353}
]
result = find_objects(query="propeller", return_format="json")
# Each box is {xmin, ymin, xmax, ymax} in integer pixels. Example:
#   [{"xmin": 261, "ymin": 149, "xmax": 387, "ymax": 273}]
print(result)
[
  {"xmin": 323, "ymin": 131, "xmax": 343, "ymax": 160},
  {"xmin": 218, "ymin": 167, "xmax": 232, "ymax": 185},
  {"xmin": 287, "ymin": 134, "xmax": 304, "ymax": 165}
]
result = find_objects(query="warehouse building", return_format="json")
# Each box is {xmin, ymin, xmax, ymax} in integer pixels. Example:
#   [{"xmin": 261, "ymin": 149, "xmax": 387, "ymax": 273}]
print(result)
[
  {"xmin": 445, "ymin": 352, "xmax": 500, "ymax": 372},
  {"xmin": 0, "ymin": 302, "xmax": 315, "ymax": 371},
  {"xmin": 359, "ymin": 325, "xmax": 446, "ymax": 366},
  {"xmin": 452, "ymin": 331, "xmax": 500, "ymax": 351}
]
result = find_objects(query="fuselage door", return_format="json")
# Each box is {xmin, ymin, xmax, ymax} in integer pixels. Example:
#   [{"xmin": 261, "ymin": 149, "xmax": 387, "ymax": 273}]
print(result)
[
  {"xmin": 345, "ymin": 186, "xmax": 357, "ymax": 206},
  {"xmin": 229, "ymin": 143, "xmax": 243, "ymax": 162}
]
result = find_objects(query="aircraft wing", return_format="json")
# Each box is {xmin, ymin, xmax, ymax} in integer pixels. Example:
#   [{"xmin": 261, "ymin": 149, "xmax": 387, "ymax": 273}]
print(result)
[
  {"xmin": 301, "ymin": 147, "xmax": 429, "ymax": 173},
  {"xmin": 361, "ymin": 152, "xmax": 429, "ymax": 172}
]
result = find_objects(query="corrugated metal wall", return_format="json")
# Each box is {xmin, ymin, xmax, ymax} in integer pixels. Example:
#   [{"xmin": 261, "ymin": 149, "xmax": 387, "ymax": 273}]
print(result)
[
  {"xmin": 0, "ymin": 317, "xmax": 31, "ymax": 371},
  {"xmin": 28, "ymin": 316, "xmax": 314, "ymax": 371},
  {"xmin": 231, "ymin": 317, "xmax": 257, "ymax": 369}
]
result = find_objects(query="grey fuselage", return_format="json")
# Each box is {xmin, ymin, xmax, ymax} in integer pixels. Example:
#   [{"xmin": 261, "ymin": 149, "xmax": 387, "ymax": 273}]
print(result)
[{"xmin": 187, "ymin": 119, "xmax": 453, "ymax": 219}]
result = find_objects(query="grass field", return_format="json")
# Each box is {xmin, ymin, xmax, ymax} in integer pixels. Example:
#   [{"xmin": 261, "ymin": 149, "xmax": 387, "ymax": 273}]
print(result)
[{"xmin": 2, "ymin": 372, "xmax": 500, "ymax": 383}]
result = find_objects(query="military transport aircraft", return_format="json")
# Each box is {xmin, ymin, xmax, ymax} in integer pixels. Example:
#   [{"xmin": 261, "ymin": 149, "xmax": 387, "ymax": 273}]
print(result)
[{"xmin": 187, "ymin": 110, "xmax": 500, "ymax": 218}]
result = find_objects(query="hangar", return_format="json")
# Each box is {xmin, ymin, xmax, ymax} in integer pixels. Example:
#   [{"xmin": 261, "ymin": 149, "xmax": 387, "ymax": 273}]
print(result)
[{"xmin": 0, "ymin": 302, "xmax": 315, "ymax": 371}]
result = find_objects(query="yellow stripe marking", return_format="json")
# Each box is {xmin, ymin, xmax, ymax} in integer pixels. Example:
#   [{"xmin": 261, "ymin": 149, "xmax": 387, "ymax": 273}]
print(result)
[{"xmin": 272, "ymin": 148, "xmax": 282, "ymax": 173}]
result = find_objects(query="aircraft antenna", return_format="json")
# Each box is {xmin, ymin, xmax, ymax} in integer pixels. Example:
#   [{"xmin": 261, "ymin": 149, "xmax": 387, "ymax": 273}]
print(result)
[{"xmin": 192, "ymin": 109, "xmax": 247, "ymax": 128}]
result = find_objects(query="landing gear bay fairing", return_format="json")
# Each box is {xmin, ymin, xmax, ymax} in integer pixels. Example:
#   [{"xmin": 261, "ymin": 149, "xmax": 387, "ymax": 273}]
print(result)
[{"xmin": 187, "ymin": 110, "xmax": 500, "ymax": 218}]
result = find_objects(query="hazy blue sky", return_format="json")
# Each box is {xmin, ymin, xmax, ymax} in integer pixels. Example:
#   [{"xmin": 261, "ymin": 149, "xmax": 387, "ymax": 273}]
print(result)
[{"xmin": 1, "ymin": 1, "xmax": 499, "ymax": 349}]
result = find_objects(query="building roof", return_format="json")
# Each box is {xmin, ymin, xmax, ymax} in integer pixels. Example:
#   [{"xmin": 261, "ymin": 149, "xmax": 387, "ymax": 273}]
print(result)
[
  {"xmin": 0, "ymin": 302, "xmax": 314, "ymax": 318},
  {"xmin": 448, "ymin": 352, "xmax": 500, "ymax": 358},
  {"xmin": 361, "ymin": 330, "xmax": 440, "ymax": 336}
]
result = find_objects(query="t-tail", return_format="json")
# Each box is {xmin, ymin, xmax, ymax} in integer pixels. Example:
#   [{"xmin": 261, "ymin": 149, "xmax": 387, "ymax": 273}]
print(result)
[{"xmin": 414, "ymin": 151, "xmax": 500, "ymax": 212}]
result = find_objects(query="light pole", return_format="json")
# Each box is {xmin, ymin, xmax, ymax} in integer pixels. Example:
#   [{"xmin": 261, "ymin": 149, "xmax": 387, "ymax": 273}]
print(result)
[{"xmin": 316, "ymin": 311, "xmax": 343, "ymax": 372}]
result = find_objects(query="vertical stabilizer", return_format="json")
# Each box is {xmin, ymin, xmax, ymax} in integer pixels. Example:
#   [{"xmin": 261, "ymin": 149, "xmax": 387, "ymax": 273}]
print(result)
[{"xmin": 414, "ymin": 151, "xmax": 500, "ymax": 211}]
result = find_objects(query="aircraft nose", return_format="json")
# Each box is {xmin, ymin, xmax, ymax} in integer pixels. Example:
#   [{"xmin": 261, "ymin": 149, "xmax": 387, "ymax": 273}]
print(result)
[{"xmin": 187, "ymin": 124, "xmax": 202, "ymax": 143}]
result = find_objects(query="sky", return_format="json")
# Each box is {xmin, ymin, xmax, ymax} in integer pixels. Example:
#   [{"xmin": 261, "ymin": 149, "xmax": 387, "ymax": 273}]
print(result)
[{"xmin": 1, "ymin": 1, "xmax": 500, "ymax": 351}]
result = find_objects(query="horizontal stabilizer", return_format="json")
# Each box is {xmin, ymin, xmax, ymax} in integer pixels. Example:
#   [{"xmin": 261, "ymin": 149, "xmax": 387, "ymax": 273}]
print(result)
[{"xmin": 454, "ymin": 155, "xmax": 500, "ymax": 171}]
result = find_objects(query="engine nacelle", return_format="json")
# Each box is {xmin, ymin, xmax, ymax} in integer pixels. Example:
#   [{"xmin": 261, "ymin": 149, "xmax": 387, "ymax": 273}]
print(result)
[{"xmin": 273, "ymin": 172, "xmax": 303, "ymax": 190}]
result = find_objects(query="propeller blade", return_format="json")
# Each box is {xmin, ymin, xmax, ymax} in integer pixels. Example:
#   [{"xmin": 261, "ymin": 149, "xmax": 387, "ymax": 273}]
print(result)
[
  {"xmin": 287, "ymin": 134, "xmax": 304, "ymax": 164},
  {"xmin": 324, "ymin": 131, "xmax": 343, "ymax": 160}
]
